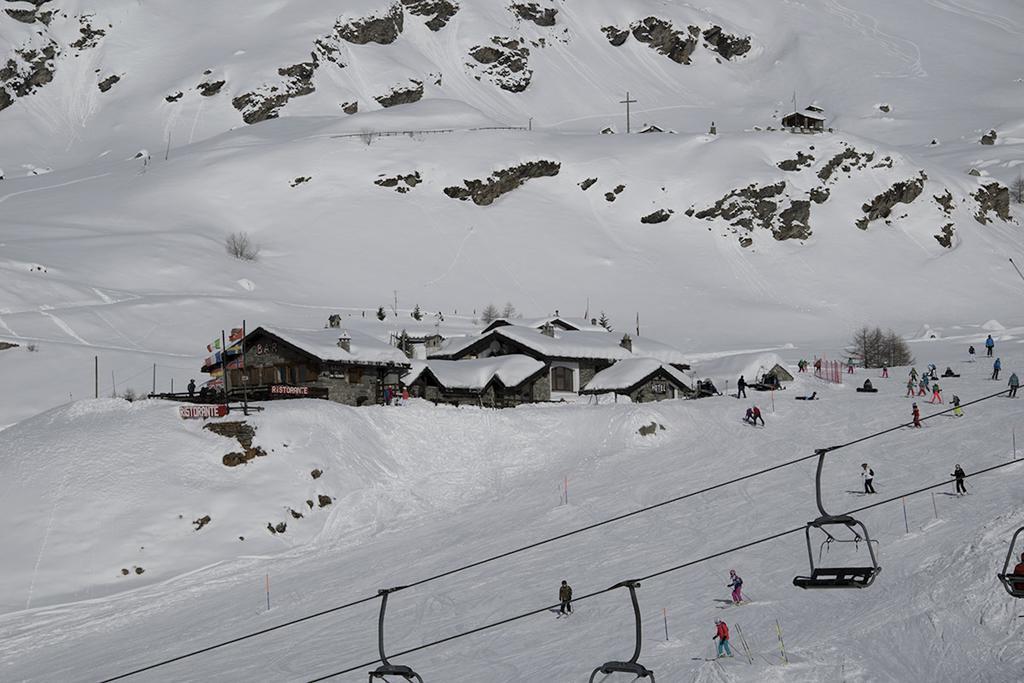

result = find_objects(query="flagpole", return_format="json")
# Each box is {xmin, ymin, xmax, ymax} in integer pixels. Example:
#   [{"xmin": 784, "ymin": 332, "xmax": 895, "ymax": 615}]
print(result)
[
  {"xmin": 241, "ymin": 320, "xmax": 249, "ymax": 416},
  {"xmin": 222, "ymin": 329, "xmax": 230, "ymax": 405}
]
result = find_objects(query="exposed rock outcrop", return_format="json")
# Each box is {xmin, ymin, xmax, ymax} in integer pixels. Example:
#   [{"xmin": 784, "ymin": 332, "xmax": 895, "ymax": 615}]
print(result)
[
  {"xmin": 776, "ymin": 200, "xmax": 812, "ymax": 240},
  {"xmin": 375, "ymin": 171, "xmax": 422, "ymax": 193},
  {"xmin": 935, "ymin": 223, "xmax": 955, "ymax": 248},
  {"xmin": 401, "ymin": 0, "xmax": 459, "ymax": 31},
  {"xmin": 374, "ymin": 80, "xmax": 423, "ymax": 107},
  {"xmin": 205, "ymin": 421, "xmax": 268, "ymax": 466},
  {"xmin": 318, "ymin": 494, "xmax": 333, "ymax": 508},
  {"xmin": 336, "ymin": 4, "xmax": 404, "ymax": 45},
  {"xmin": 468, "ymin": 37, "xmax": 532, "ymax": 92},
  {"xmin": 579, "ymin": 177, "xmax": 597, "ymax": 191},
  {"xmin": 696, "ymin": 182, "xmax": 786, "ymax": 232},
  {"xmin": 934, "ymin": 190, "xmax": 954, "ymax": 215},
  {"xmin": 856, "ymin": 173, "xmax": 926, "ymax": 230},
  {"xmin": 193, "ymin": 515, "xmax": 211, "ymax": 531},
  {"xmin": 70, "ymin": 16, "xmax": 106, "ymax": 51},
  {"xmin": 818, "ymin": 146, "xmax": 875, "ymax": 182},
  {"xmin": 232, "ymin": 60, "xmax": 316, "ymax": 123},
  {"xmin": 165, "ymin": 91, "xmax": 183, "ymax": 103},
  {"xmin": 511, "ymin": 3, "xmax": 557, "ymax": 27},
  {"xmin": 341, "ymin": 100, "xmax": 358, "ymax": 114},
  {"xmin": 641, "ymin": 209, "xmax": 674, "ymax": 224},
  {"xmin": 777, "ymin": 151, "xmax": 814, "ymax": 171},
  {"xmin": 0, "ymin": 42, "xmax": 57, "ymax": 112},
  {"xmin": 973, "ymin": 182, "xmax": 1011, "ymax": 224},
  {"xmin": 809, "ymin": 187, "xmax": 830, "ymax": 204},
  {"xmin": 630, "ymin": 17, "xmax": 699, "ymax": 64},
  {"xmin": 97, "ymin": 74, "xmax": 120, "ymax": 93},
  {"xmin": 444, "ymin": 160, "xmax": 560, "ymax": 206},
  {"xmin": 604, "ymin": 184, "xmax": 625, "ymax": 202},
  {"xmin": 702, "ymin": 25, "xmax": 751, "ymax": 60},
  {"xmin": 601, "ymin": 26, "xmax": 630, "ymax": 47},
  {"xmin": 980, "ymin": 129, "xmax": 997, "ymax": 146},
  {"xmin": 197, "ymin": 80, "xmax": 225, "ymax": 97}
]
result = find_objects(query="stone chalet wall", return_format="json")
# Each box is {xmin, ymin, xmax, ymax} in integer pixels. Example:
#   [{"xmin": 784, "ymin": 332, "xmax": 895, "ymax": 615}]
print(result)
[{"xmin": 627, "ymin": 370, "xmax": 689, "ymax": 403}]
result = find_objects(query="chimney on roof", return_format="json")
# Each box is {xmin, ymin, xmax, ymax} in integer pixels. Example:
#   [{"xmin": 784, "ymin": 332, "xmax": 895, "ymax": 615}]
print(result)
[
  {"xmin": 337, "ymin": 331, "xmax": 351, "ymax": 352},
  {"xmin": 620, "ymin": 333, "xmax": 633, "ymax": 352},
  {"xmin": 540, "ymin": 322, "xmax": 555, "ymax": 337}
]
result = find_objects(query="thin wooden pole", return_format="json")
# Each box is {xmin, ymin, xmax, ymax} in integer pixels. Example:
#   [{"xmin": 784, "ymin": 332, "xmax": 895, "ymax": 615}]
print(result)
[
  {"xmin": 221, "ymin": 330, "xmax": 229, "ymax": 401},
  {"xmin": 265, "ymin": 574, "xmax": 270, "ymax": 611},
  {"xmin": 662, "ymin": 607, "xmax": 669, "ymax": 641},
  {"xmin": 94, "ymin": 356, "xmax": 98, "ymax": 398},
  {"xmin": 241, "ymin": 320, "xmax": 249, "ymax": 416},
  {"xmin": 931, "ymin": 492, "xmax": 938, "ymax": 519},
  {"xmin": 902, "ymin": 497, "xmax": 910, "ymax": 533},
  {"xmin": 152, "ymin": 364, "xmax": 156, "ymax": 395}
]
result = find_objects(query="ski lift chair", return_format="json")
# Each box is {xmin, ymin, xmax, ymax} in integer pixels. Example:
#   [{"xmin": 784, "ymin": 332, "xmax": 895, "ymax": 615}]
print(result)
[
  {"xmin": 997, "ymin": 527, "xmax": 1024, "ymax": 598},
  {"xmin": 588, "ymin": 581, "xmax": 655, "ymax": 683},
  {"xmin": 369, "ymin": 587, "xmax": 424, "ymax": 683},
  {"xmin": 793, "ymin": 450, "xmax": 881, "ymax": 590}
]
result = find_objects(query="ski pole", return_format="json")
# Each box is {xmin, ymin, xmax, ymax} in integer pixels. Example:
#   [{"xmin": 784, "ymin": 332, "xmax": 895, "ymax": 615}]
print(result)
[{"xmin": 775, "ymin": 618, "xmax": 788, "ymax": 664}]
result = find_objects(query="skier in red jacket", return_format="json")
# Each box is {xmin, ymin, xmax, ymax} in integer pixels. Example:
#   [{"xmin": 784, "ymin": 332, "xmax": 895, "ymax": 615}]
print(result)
[
  {"xmin": 912, "ymin": 403, "xmax": 921, "ymax": 428},
  {"xmin": 713, "ymin": 619, "xmax": 733, "ymax": 658}
]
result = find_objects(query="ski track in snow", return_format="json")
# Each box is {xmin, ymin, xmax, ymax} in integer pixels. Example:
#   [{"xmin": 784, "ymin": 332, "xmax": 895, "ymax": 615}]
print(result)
[
  {"xmin": 422, "ymin": 226, "xmax": 475, "ymax": 288},
  {"xmin": 0, "ymin": 173, "xmax": 111, "ymax": 206},
  {"xmin": 39, "ymin": 310, "xmax": 90, "ymax": 346},
  {"xmin": 821, "ymin": 0, "xmax": 928, "ymax": 78},
  {"xmin": 24, "ymin": 468, "xmax": 71, "ymax": 610},
  {"xmin": 922, "ymin": 0, "xmax": 1024, "ymax": 36}
]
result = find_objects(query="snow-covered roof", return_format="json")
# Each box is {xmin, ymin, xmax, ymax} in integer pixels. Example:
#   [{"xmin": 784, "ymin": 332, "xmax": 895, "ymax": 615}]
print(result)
[
  {"xmin": 434, "ymin": 326, "xmax": 688, "ymax": 365},
  {"xmin": 405, "ymin": 355, "xmax": 545, "ymax": 390},
  {"xmin": 583, "ymin": 358, "xmax": 691, "ymax": 392},
  {"xmin": 482, "ymin": 316, "xmax": 606, "ymax": 334},
  {"xmin": 259, "ymin": 326, "xmax": 410, "ymax": 365},
  {"xmin": 784, "ymin": 108, "xmax": 826, "ymax": 122}
]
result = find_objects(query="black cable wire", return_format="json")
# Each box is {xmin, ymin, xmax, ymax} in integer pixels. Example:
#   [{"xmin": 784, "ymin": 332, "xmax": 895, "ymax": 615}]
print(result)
[
  {"xmin": 98, "ymin": 388, "xmax": 1010, "ymax": 682},
  {"xmin": 308, "ymin": 455, "xmax": 1023, "ymax": 681}
]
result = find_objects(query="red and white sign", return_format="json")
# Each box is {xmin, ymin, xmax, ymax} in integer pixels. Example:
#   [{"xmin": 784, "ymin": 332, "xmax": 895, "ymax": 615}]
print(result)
[
  {"xmin": 179, "ymin": 404, "xmax": 228, "ymax": 419},
  {"xmin": 271, "ymin": 385, "xmax": 310, "ymax": 396}
]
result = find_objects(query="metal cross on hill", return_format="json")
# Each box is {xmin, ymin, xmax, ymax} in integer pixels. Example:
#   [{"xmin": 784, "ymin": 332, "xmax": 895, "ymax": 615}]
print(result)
[{"xmin": 620, "ymin": 91, "xmax": 637, "ymax": 133}]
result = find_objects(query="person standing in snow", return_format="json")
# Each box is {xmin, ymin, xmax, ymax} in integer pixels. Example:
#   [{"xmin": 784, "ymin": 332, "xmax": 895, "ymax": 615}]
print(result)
[
  {"xmin": 986, "ymin": 335, "xmax": 995, "ymax": 357},
  {"xmin": 968, "ymin": 345, "xmax": 976, "ymax": 359},
  {"xmin": 918, "ymin": 377, "xmax": 928, "ymax": 396},
  {"xmin": 728, "ymin": 570, "xmax": 743, "ymax": 604},
  {"xmin": 906, "ymin": 377, "xmax": 916, "ymax": 397},
  {"xmin": 992, "ymin": 358, "xmax": 1002, "ymax": 381},
  {"xmin": 737, "ymin": 375, "xmax": 747, "ymax": 399},
  {"xmin": 1009, "ymin": 372, "xmax": 1020, "ymax": 398},
  {"xmin": 952, "ymin": 395, "xmax": 963, "ymax": 417},
  {"xmin": 927, "ymin": 363, "xmax": 938, "ymax": 380},
  {"xmin": 881, "ymin": 366, "xmax": 889, "ymax": 378},
  {"xmin": 862, "ymin": 463, "xmax": 876, "ymax": 494},
  {"xmin": 910, "ymin": 367, "xmax": 919, "ymax": 381},
  {"xmin": 912, "ymin": 403, "xmax": 922, "ymax": 428},
  {"xmin": 930, "ymin": 382, "xmax": 942, "ymax": 404},
  {"xmin": 951, "ymin": 464, "xmax": 967, "ymax": 495},
  {"xmin": 187, "ymin": 378, "xmax": 196, "ymax": 398},
  {"xmin": 744, "ymin": 405, "xmax": 764, "ymax": 426},
  {"xmin": 558, "ymin": 580, "xmax": 573, "ymax": 615},
  {"xmin": 847, "ymin": 357, "xmax": 855, "ymax": 374},
  {"xmin": 713, "ymin": 619, "xmax": 733, "ymax": 658}
]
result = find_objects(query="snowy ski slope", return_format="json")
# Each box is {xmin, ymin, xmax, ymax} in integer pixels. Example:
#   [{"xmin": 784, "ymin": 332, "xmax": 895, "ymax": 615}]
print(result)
[{"xmin": 1, "ymin": 331, "xmax": 1023, "ymax": 681}]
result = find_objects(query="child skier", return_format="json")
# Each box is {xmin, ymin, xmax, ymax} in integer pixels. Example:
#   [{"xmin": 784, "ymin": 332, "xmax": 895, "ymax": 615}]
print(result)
[
  {"xmin": 558, "ymin": 580, "xmax": 573, "ymax": 615},
  {"xmin": 992, "ymin": 358, "xmax": 1002, "ymax": 381},
  {"xmin": 918, "ymin": 377, "xmax": 928, "ymax": 396},
  {"xmin": 749, "ymin": 406, "xmax": 764, "ymax": 426},
  {"xmin": 906, "ymin": 377, "xmax": 916, "ymax": 397},
  {"xmin": 952, "ymin": 395, "xmax": 963, "ymax": 417},
  {"xmin": 912, "ymin": 403, "xmax": 922, "ymax": 428},
  {"xmin": 930, "ymin": 381, "xmax": 942, "ymax": 404},
  {"xmin": 1009, "ymin": 373, "xmax": 1020, "ymax": 398},
  {"xmin": 713, "ymin": 619, "xmax": 733, "ymax": 658},
  {"xmin": 881, "ymin": 366, "xmax": 889, "ymax": 378},
  {"xmin": 909, "ymin": 367, "xmax": 919, "ymax": 381},
  {"xmin": 728, "ymin": 570, "xmax": 743, "ymax": 604},
  {"xmin": 951, "ymin": 464, "xmax": 967, "ymax": 495}
]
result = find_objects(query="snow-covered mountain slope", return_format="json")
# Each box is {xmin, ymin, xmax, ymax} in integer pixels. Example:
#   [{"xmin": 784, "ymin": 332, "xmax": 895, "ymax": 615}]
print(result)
[
  {"xmin": 1, "ymin": 334, "xmax": 1023, "ymax": 681},
  {"xmin": 2, "ymin": 0, "xmax": 1024, "ymax": 425}
]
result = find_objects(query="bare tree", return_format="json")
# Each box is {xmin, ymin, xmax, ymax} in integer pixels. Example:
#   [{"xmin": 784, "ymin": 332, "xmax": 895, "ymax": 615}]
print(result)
[
  {"xmin": 481, "ymin": 303, "xmax": 501, "ymax": 323},
  {"xmin": 1012, "ymin": 173, "xmax": 1024, "ymax": 204},
  {"xmin": 848, "ymin": 326, "xmax": 913, "ymax": 368},
  {"xmin": 225, "ymin": 232, "xmax": 260, "ymax": 261},
  {"xmin": 501, "ymin": 301, "xmax": 518, "ymax": 318}
]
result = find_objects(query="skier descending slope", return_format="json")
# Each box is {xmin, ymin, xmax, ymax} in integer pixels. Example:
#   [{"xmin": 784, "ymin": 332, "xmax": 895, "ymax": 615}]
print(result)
[
  {"xmin": 713, "ymin": 619, "xmax": 733, "ymax": 658},
  {"xmin": 912, "ymin": 403, "xmax": 922, "ymax": 428},
  {"xmin": 728, "ymin": 570, "xmax": 744, "ymax": 604}
]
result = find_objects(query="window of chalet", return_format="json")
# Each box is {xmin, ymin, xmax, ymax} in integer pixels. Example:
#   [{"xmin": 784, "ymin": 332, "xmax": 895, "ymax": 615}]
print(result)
[
  {"xmin": 348, "ymin": 367, "xmax": 363, "ymax": 384},
  {"xmin": 551, "ymin": 366, "xmax": 574, "ymax": 392}
]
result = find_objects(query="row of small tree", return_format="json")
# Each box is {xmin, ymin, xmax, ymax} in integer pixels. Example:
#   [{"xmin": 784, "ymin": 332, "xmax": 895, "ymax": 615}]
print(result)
[{"xmin": 847, "ymin": 326, "xmax": 914, "ymax": 368}]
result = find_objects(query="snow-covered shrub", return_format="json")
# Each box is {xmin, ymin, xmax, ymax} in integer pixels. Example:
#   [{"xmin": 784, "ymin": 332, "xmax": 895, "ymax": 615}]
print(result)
[{"xmin": 225, "ymin": 232, "xmax": 260, "ymax": 261}]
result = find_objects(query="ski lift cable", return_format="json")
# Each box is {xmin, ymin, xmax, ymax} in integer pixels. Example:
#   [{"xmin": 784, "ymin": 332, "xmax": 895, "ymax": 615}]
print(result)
[
  {"xmin": 97, "ymin": 388, "xmax": 1011, "ymax": 682},
  {"xmin": 308, "ymin": 456, "xmax": 1023, "ymax": 681}
]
